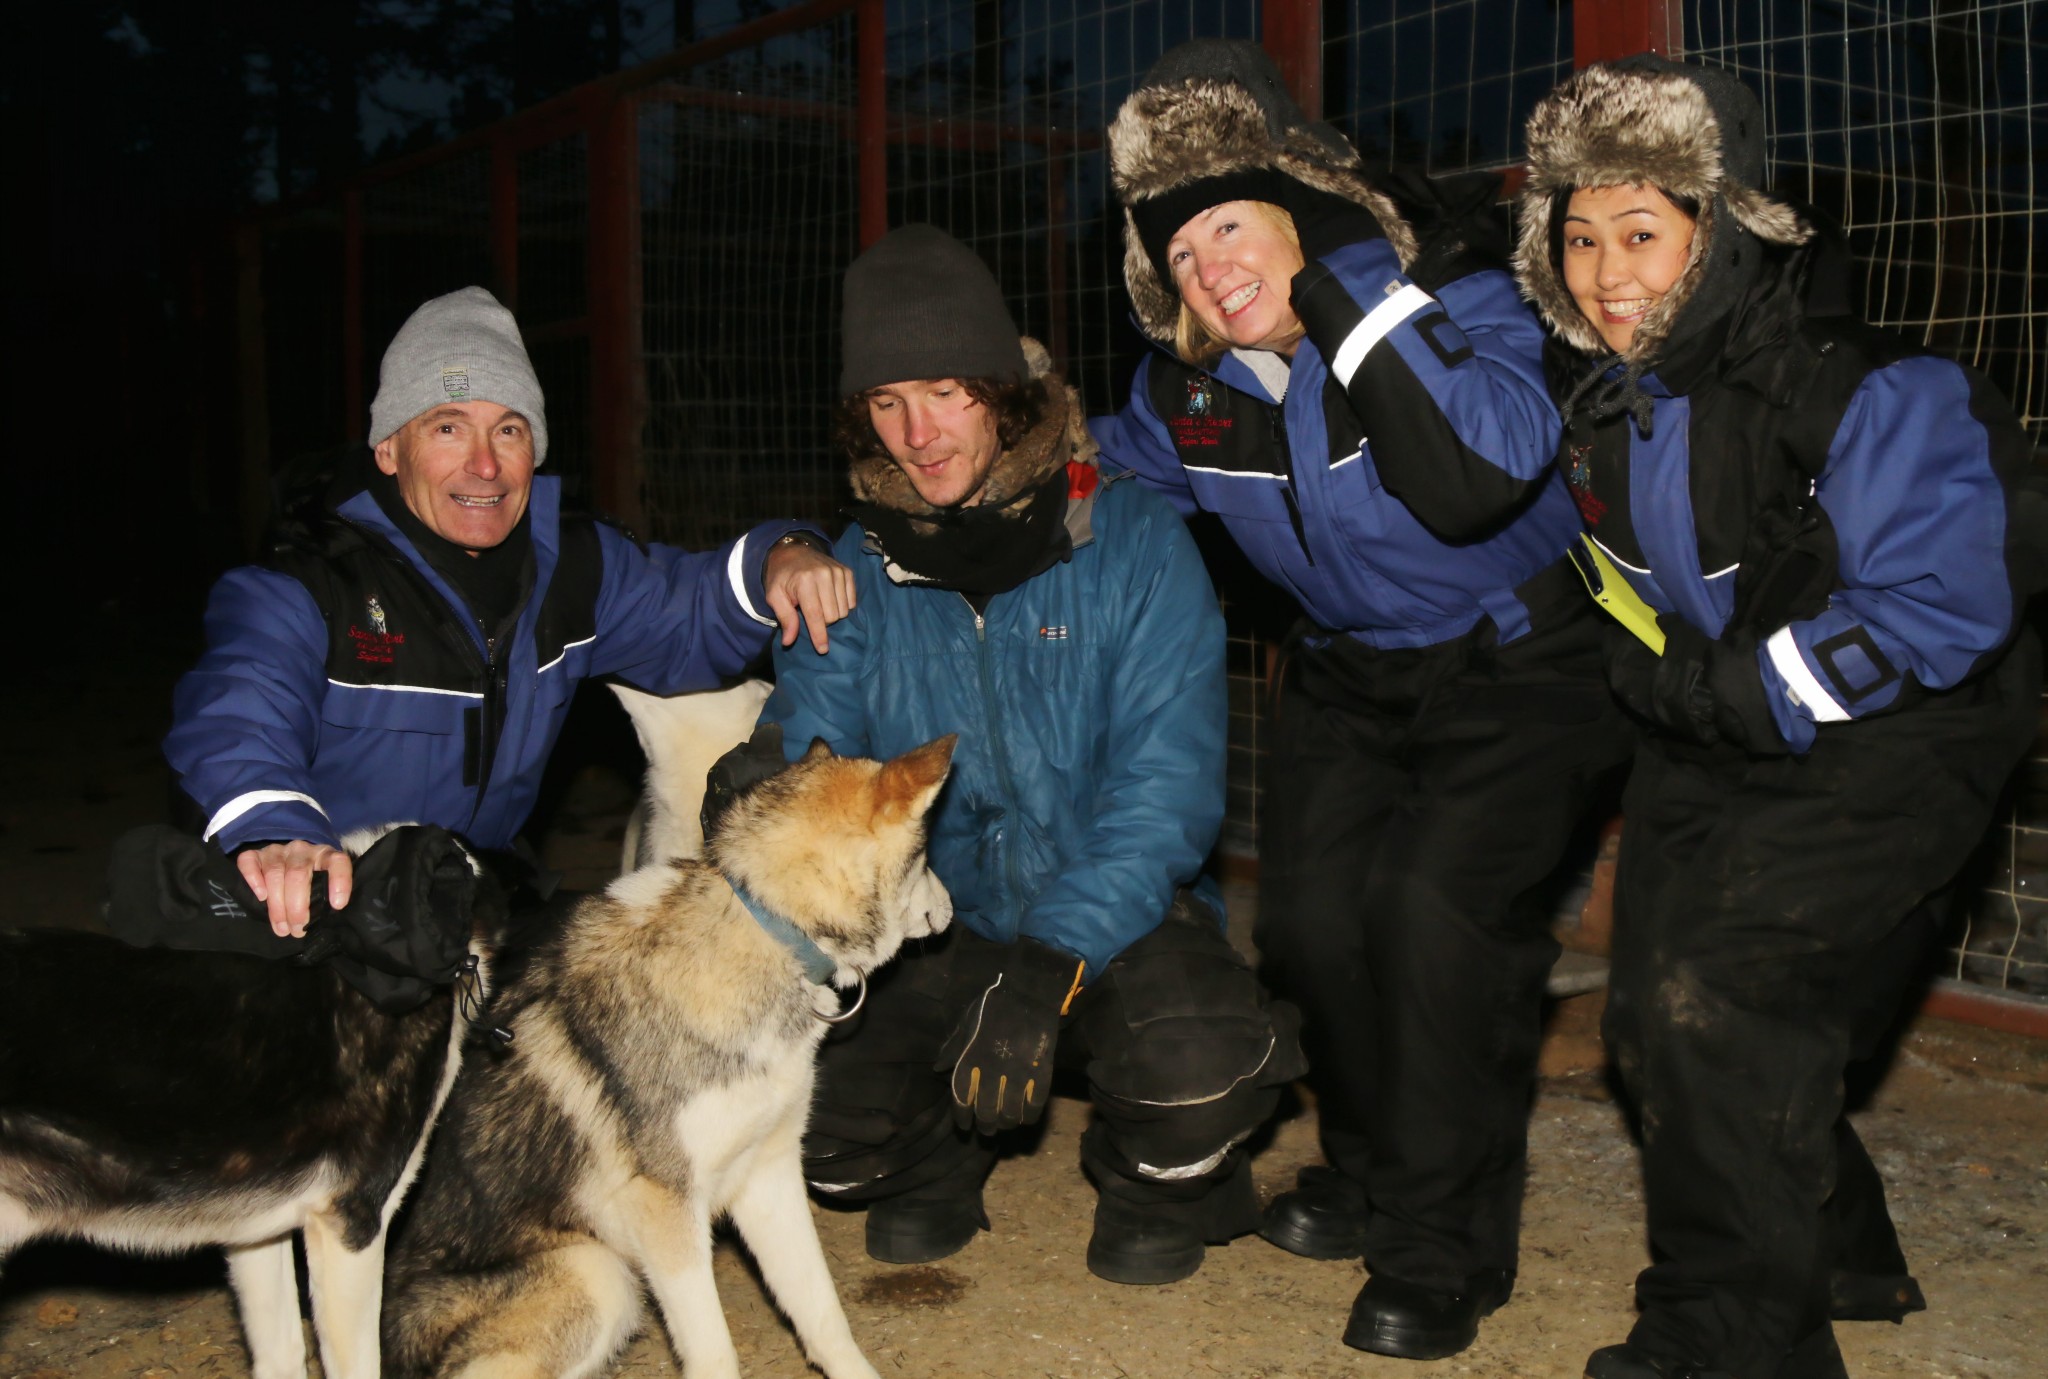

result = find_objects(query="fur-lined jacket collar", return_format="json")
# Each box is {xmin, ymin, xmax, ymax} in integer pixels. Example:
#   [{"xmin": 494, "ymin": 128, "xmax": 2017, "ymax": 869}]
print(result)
[
  {"xmin": 1108, "ymin": 75, "xmax": 1418, "ymax": 343},
  {"xmin": 1514, "ymin": 58, "xmax": 1812, "ymax": 365},
  {"xmin": 847, "ymin": 336, "xmax": 1096, "ymax": 526}
]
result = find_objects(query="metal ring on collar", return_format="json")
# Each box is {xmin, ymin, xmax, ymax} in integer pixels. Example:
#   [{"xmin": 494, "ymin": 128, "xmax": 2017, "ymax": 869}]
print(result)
[{"xmin": 815, "ymin": 972, "xmax": 868, "ymax": 1025}]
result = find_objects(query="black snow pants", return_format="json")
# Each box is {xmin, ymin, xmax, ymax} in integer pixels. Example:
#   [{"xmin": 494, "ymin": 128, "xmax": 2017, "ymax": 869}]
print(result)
[
  {"xmin": 1254, "ymin": 579, "xmax": 1629, "ymax": 1290},
  {"xmin": 802, "ymin": 893, "xmax": 1305, "ymax": 1233},
  {"xmin": 1606, "ymin": 632, "xmax": 2042, "ymax": 1379}
]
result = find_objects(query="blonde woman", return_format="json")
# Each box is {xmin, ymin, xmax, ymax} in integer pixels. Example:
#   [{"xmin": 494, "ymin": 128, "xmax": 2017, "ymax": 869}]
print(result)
[{"xmin": 1092, "ymin": 39, "xmax": 1626, "ymax": 1360}]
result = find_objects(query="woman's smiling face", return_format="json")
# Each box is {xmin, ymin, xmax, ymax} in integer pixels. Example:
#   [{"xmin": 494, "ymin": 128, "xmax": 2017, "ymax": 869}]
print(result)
[
  {"xmin": 1167, "ymin": 200, "xmax": 1308, "ymax": 356},
  {"xmin": 1562, "ymin": 184, "xmax": 1700, "ymax": 353}
]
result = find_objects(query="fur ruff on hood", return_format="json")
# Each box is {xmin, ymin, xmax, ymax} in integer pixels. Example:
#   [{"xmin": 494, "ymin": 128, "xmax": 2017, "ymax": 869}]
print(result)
[
  {"xmin": 847, "ymin": 337, "xmax": 1096, "ymax": 526},
  {"xmin": 1515, "ymin": 59, "xmax": 1812, "ymax": 362},
  {"xmin": 1108, "ymin": 77, "xmax": 1419, "ymax": 343}
]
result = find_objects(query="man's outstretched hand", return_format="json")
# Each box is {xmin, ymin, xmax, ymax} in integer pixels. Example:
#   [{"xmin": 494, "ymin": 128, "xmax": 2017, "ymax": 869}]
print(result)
[
  {"xmin": 764, "ymin": 539, "xmax": 857, "ymax": 653},
  {"xmin": 236, "ymin": 840, "xmax": 353, "ymax": 938}
]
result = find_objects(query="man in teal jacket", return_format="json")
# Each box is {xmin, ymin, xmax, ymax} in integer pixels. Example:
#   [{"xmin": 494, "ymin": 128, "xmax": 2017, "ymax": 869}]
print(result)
[{"xmin": 759, "ymin": 225, "xmax": 1302, "ymax": 1285}]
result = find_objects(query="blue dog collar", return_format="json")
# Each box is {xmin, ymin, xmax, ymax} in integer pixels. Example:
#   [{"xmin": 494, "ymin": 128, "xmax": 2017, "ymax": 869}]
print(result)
[{"xmin": 722, "ymin": 874, "xmax": 838, "ymax": 987}]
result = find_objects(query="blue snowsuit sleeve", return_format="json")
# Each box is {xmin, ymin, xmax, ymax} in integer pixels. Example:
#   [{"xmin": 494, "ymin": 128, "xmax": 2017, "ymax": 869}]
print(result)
[
  {"xmin": 1088, "ymin": 356, "xmax": 1203, "ymax": 518},
  {"xmin": 1016, "ymin": 489, "xmax": 1227, "ymax": 975},
  {"xmin": 1758, "ymin": 356, "xmax": 2025, "ymax": 751},
  {"xmin": 1290, "ymin": 238, "xmax": 1560, "ymax": 538},
  {"xmin": 593, "ymin": 518, "xmax": 824, "ymax": 690},
  {"xmin": 164, "ymin": 568, "xmax": 344, "ymax": 852}
]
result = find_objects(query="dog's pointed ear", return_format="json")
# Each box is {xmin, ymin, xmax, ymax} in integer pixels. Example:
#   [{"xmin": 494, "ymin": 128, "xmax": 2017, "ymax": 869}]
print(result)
[
  {"xmin": 801, "ymin": 737, "xmax": 834, "ymax": 762},
  {"xmin": 874, "ymin": 734, "xmax": 956, "ymax": 821}
]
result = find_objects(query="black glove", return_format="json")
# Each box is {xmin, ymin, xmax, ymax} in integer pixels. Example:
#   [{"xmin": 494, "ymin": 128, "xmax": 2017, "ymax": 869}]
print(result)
[
  {"xmin": 936, "ymin": 937, "xmax": 1084, "ymax": 1134},
  {"xmin": 1607, "ymin": 617, "xmax": 1790, "ymax": 754},
  {"xmin": 1283, "ymin": 185, "xmax": 1386, "ymax": 265},
  {"xmin": 701, "ymin": 722, "xmax": 787, "ymax": 842}
]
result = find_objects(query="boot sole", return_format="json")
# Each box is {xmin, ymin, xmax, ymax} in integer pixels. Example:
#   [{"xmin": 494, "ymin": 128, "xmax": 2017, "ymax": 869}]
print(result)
[
  {"xmin": 1257, "ymin": 1217, "xmax": 1368, "ymax": 1260},
  {"xmin": 1342, "ymin": 1318, "xmax": 1478, "ymax": 1361},
  {"xmin": 865, "ymin": 1217, "xmax": 982, "ymax": 1265},
  {"xmin": 1086, "ymin": 1240, "xmax": 1205, "ymax": 1285}
]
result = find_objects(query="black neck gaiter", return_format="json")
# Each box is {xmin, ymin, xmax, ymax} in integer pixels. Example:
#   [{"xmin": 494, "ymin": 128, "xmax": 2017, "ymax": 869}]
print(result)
[{"xmin": 849, "ymin": 469, "xmax": 1072, "ymax": 598}]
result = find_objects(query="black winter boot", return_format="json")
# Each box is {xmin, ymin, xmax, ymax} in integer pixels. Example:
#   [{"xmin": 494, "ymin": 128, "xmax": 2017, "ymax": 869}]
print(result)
[
  {"xmin": 1583, "ymin": 1343, "xmax": 1736, "ymax": 1379},
  {"xmin": 1258, "ymin": 1163, "xmax": 1369, "ymax": 1259},
  {"xmin": 864, "ymin": 1178, "xmax": 989, "ymax": 1265},
  {"xmin": 1343, "ymin": 1268, "xmax": 1513, "ymax": 1360}
]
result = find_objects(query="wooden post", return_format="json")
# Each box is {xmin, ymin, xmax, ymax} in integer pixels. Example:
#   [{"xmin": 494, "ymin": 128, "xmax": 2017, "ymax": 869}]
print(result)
[
  {"xmin": 1262, "ymin": 0, "xmax": 1323, "ymax": 120},
  {"xmin": 341, "ymin": 186, "xmax": 364, "ymax": 444},
  {"xmin": 1574, "ymin": 0, "xmax": 1682, "ymax": 65},
  {"xmin": 587, "ymin": 91, "xmax": 646, "ymax": 531},
  {"xmin": 234, "ymin": 221, "xmax": 272, "ymax": 556},
  {"xmin": 857, "ymin": 0, "xmax": 887, "ymax": 248},
  {"xmin": 489, "ymin": 140, "xmax": 520, "ymax": 311}
]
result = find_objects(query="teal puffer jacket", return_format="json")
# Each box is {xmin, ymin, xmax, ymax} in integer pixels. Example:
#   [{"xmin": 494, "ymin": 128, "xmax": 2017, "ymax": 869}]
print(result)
[{"xmin": 761, "ymin": 471, "xmax": 1226, "ymax": 978}]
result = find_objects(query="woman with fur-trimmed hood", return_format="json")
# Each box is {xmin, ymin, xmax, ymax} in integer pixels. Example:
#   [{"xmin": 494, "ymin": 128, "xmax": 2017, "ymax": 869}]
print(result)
[
  {"xmin": 1516, "ymin": 54, "xmax": 2043, "ymax": 1379},
  {"xmin": 1090, "ymin": 38, "xmax": 1627, "ymax": 1362}
]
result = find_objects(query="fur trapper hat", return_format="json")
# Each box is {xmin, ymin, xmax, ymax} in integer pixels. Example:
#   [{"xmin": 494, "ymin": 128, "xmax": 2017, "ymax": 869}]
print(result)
[
  {"xmin": 848, "ymin": 336, "xmax": 1094, "ymax": 525},
  {"xmin": 1515, "ymin": 54, "xmax": 1811, "ymax": 361},
  {"xmin": 1108, "ymin": 38, "xmax": 1418, "ymax": 343}
]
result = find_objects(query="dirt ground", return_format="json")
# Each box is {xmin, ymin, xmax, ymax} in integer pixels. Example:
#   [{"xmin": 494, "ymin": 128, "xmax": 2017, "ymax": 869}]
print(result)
[{"xmin": 4, "ymin": 611, "xmax": 2045, "ymax": 1379}]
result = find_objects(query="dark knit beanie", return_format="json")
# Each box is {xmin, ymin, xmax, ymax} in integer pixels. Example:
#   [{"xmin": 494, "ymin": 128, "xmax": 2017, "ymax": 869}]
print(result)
[{"xmin": 838, "ymin": 225, "xmax": 1027, "ymax": 396}]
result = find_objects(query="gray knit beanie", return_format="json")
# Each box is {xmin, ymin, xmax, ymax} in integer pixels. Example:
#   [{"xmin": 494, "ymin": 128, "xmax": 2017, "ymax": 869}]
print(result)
[
  {"xmin": 839, "ymin": 226, "xmax": 1027, "ymax": 396},
  {"xmin": 369, "ymin": 286, "xmax": 549, "ymax": 463}
]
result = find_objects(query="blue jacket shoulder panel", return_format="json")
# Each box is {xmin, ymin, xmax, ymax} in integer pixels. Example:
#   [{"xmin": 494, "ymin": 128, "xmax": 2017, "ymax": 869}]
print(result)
[{"xmin": 761, "ymin": 478, "xmax": 1226, "ymax": 977}]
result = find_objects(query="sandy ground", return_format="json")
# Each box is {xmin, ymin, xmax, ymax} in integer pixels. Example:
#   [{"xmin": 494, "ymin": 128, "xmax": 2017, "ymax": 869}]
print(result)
[{"xmin": 3, "ymin": 624, "xmax": 2045, "ymax": 1379}]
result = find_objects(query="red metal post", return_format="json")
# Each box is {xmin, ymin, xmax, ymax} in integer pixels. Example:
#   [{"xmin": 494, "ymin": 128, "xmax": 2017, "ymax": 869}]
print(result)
[
  {"xmin": 1262, "ymin": 0, "xmax": 1323, "ymax": 121},
  {"xmin": 587, "ymin": 91, "xmax": 647, "ymax": 532},
  {"xmin": 857, "ymin": 0, "xmax": 887, "ymax": 247},
  {"xmin": 1045, "ymin": 149, "xmax": 1070, "ymax": 372},
  {"xmin": 341, "ymin": 185, "xmax": 364, "ymax": 444},
  {"xmin": 1574, "ymin": 0, "xmax": 1682, "ymax": 66},
  {"xmin": 234, "ymin": 221, "xmax": 273, "ymax": 553},
  {"xmin": 489, "ymin": 140, "xmax": 520, "ymax": 311}
]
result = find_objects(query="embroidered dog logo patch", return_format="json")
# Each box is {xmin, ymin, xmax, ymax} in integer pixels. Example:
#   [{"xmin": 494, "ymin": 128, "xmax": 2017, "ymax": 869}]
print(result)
[
  {"xmin": 350, "ymin": 595, "xmax": 406, "ymax": 665},
  {"xmin": 1168, "ymin": 372, "xmax": 1233, "ymax": 450}
]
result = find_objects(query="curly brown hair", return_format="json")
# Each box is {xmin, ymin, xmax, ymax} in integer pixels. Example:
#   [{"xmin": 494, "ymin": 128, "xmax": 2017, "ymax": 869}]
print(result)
[{"xmin": 833, "ymin": 376, "xmax": 1049, "ymax": 466}]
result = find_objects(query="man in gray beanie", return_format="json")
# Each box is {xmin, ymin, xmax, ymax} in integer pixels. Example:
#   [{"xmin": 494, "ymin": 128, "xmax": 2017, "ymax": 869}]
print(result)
[
  {"xmin": 724, "ymin": 224, "xmax": 1304, "ymax": 1285},
  {"xmin": 167, "ymin": 286, "xmax": 852, "ymax": 933}
]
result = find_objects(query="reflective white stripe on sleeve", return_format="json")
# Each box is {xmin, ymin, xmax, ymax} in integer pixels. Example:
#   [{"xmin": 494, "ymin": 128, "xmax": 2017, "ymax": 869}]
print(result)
[
  {"xmin": 1330, "ymin": 282, "xmax": 1436, "ymax": 386},
  {"xmin": 204, "ymin": 790, "xmax": 331, "ymax": 842},
  {"xmin": 1765, "ymin": 625, "xmax": 1851, "ymax": 722},
  {"xmin": 728, "ymin": 535, "xmax": 776, "ymax": 627}
]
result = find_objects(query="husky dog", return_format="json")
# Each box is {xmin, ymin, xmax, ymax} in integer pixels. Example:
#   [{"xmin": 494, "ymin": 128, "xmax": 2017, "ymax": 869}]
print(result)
[
  {"xmin": 383, "ymin": 734, "xmax": 957, "ymax": 1379},
  {"xmin": 0, "ymin": 832, "xmax": 494, "ymax": 1379},
  {"xmin": 612, "ymin": 679, "xmax": 772, "ymax": 869}
]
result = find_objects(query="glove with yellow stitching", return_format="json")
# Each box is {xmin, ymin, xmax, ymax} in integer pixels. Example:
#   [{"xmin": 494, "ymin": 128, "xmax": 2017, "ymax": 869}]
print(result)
[{"xmin": 937, "ymin": 938, "xmax": 1084, "ymax": 1134}]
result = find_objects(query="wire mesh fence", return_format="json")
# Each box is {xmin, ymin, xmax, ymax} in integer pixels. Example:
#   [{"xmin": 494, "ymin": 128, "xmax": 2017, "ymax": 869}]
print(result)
[{"xmin": 636, "ymin": 14, "xmax": 862, "ymax": 549}]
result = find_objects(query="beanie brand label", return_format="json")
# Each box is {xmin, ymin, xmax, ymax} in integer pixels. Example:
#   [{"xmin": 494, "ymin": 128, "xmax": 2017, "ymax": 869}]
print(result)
[{"xmin": 441, "ymin": 365, "xmax": 471, "ymax": 401}]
